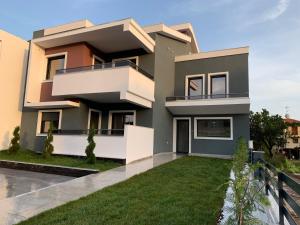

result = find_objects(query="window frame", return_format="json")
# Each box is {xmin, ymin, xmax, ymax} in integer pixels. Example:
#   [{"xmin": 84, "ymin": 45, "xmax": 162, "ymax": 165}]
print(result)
[
  {"xmin": 194, "ymin": 117, "xmax": 233, "ymax": 140},
  {"xmin": 108, "ymin": 110, "xmax": 136, "ymax": 130},
  {"xmin": 45, "ymin": 52, "xmax": 68, "ymax": 81},
  {"xmin": 92, "ymin": 55, "xmax": 104, "ymax": 65},
  {"xmin": 112, "ymin": 56, "xmax": 139, "ymax": 67},
  {"xmin": 185, "ymin": 74, "xmax": 205, "ymax": 96},
  {"xmin": 87, "ymin": 108, "xmax": 102, "ymax": 130},
  {"xmin": 207, "ymin": 72, "xmax": 229, "ymax": 96},
  {"xmin": 36, "ymin": 109, "xmax": 62, "ymax": 136}
]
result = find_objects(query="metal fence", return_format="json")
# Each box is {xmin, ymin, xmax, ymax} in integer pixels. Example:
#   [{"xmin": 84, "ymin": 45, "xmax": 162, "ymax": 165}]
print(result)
[{"xmin": 258, "ymin": 159, "xmax": 300, "ymax": 225}]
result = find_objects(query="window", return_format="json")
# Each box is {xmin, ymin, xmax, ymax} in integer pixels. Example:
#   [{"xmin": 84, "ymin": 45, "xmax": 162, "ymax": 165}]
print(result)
[
  {"xmin": 88, "ymin": 109, "xmax": 101, "ymax": 131},
  {"xmin": 93, "ymin": 55, "xmax": 104, "ymax": 69},
  {"xmin": 194, "ymin": 117, "xmax": 233, "ymax": 140},
  {"xmin": 112, "ymin": 57, "xmax": 138, "ymax": 67},
  {"xmin": 109, "ymin": 111, "xmax": 136, "ymax": 135},
  {"xmin": 46, "ymin": 55, "xmax": 66, "ymax": 80},
  {"xmin": 208, "ymin": 72, "xmax": 228, "ymax": 97},
  {"xmin": 292, "ymin": 126, "xmax": 298, "ymax": 135},
  {"xmin": 186, "ymin": 75, "xmax": 204, "ymax": 97},
  {"xmin": 37, "ymin": 110, "xmax": 62, "ymax": 135},
  {"xmin": 293, "ymin": 138, "xmax": 299, "ymax": 144}
]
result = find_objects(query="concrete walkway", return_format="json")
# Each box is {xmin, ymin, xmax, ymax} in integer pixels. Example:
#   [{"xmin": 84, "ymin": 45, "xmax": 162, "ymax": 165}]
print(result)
[{"xmin": 0, "ymin": 153, "xmax": 181, "ymax": 225}]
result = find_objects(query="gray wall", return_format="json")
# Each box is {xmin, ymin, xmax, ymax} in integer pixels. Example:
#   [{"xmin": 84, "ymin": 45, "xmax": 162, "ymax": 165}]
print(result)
[
  {"xmin": 151, "ymin": 34, "xmax": 192, "ymax": 153},
  {"xmin": 174, "ymin": 54, "xmax": 249, "ymax": 96},
  {"xmin": 190, "ymin": 114, "xmax": 250, "ymax": 155}
]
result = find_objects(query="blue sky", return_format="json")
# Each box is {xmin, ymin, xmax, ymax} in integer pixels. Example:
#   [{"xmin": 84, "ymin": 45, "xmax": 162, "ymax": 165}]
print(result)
[{"xmin": 1, "ymin": 0, "xmax": 300, "ymax": 118}]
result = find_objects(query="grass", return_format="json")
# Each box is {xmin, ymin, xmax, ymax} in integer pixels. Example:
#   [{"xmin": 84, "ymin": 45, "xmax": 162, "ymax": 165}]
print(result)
[
  {"xmin": 0, "ymin": 149, "xmax": 121, "ymax": 171},
  {"xmin": 18, "ymin": 156, "xmax": 232, "ymax": 225}
]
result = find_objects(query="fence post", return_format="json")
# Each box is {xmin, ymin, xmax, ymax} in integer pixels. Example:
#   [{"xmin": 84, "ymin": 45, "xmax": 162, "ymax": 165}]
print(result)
[
  {"xmin": 264, "ymin": 166, "xmax": 269, "ymax": 196},
  {"xmin": 278, "ymin": 172, "xmax": 284, "ymax": 225}
]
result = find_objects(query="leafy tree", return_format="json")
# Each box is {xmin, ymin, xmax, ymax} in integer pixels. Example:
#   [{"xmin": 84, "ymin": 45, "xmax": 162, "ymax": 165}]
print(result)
[
  {"xmin": 85, "ymin": 128, "xmax": 96, "ymax": 164},
  {"xmin": 42, "ymin": 123, "xmax": 54, "ymax": 158},
  {"xmin": 224, "ymin": 137, "xmax": 269, "ymax": 225},
  {"xmin": 250, "ymin": 109, "xmax": 287, "ymax": 158},
  {"xmin": 8, "ymin": 126, "xmax": 20, "ymax": 154}
]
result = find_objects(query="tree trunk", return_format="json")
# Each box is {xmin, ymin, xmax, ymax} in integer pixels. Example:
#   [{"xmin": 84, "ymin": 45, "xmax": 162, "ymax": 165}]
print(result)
[{"xmin": 268, "ymin": 147, "xmax": 273, "ymax": 158}]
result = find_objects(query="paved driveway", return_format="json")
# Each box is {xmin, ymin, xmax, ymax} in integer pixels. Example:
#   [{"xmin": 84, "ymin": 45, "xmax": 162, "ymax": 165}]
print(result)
[{"xmin": 0, "ymin": 153, "xmax": 181, "ymax": 225}]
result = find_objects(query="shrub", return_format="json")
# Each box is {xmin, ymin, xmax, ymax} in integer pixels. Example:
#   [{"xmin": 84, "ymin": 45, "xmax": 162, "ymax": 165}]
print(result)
[
  {"xmin": 42, "ymin": 123, "xmax": 54, "ymax": 158},
  {"xmin": 8, "ymin": 126, "xmax": 20, "ymax": 154},
  {"xmin": 85, "ymin": 128, "xmax": 96, "ymax": 164},
  {"xmin": 224, "ymin": 137, "xmax": 269, "ymax": 224}
]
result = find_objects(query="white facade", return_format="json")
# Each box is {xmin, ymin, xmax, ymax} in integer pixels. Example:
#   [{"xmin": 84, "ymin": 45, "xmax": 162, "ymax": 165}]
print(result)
[
  {"xmin": 52, "ymin": 125, "xmax": 154, "ymax": 164},
  {"xmin": 0, "ymin": 30, "xmax": 28, "ymax": 150},
  {"xmin": 52, "ymin": 66, "xmax": 155, "ymax": 108}
]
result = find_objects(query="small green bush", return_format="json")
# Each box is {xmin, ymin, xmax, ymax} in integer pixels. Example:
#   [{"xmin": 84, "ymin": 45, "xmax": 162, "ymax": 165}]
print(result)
[
  {"xmin": 225, "ymin": 137, "xmax": 269, "ymax": 224},
  {"xmin": 8, "ymin": 126, "xmax": 20, "ymax": 154},
  {"xmin": 85, "ymin": 128, "xmax": 96, "ymax": 164},
  {"xmin": 42, "ymin": 123, "xmax": 54, "ymax": 158}
]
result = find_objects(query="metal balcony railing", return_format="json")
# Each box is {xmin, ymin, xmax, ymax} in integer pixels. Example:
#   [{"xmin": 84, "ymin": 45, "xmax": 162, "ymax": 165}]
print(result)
[
  {"xmin": 166, "ymin": 93, "xmax": 249, "ymax": 101},
  {"xmin": 51, "ymin": 129, "xmax": 125, "ymax": 136},
  {"xmin": 56, "ymin": 60, "xmax": 153, "ymax": 80}
]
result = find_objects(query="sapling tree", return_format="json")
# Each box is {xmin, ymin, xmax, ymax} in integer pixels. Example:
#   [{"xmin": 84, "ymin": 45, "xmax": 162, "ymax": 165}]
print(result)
[
  {"xmin": 223, "ymin": 137, "xmax": 269, "ymax": 225},
  {"xmin": 8, "ymin": 126, "xmax": 20, "ymax": 154},
  {"xmin": 42, "ymin": 122, "xmax": 54, "ymax": 158},
  {"xmin": 85, "ymin": 128, "xmax": 96, "ymax": 164}
]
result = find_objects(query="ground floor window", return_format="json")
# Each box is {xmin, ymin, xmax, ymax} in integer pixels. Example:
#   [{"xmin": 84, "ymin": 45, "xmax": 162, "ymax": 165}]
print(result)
[
  {"xmin": 88, "ymin": 109, "xmax": 101, "ymax": 131},
  {"xmin": 108, "ymin": 111, "xmax": 136, "ymax": 134},
  {"xmin": 37, "ymin": 110, "xmax": 62, "ymax": 135},
  {"xmin": 194, "ymin": 117, "xmax": 233, "ymax": 140}
]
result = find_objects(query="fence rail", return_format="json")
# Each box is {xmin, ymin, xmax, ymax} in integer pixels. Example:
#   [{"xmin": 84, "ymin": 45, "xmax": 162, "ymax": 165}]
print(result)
[
  {"xmin": 56, "ymin": 60, "xmax": 154, "ymax": 80},
  {"xmin": 258, "ymin": 159, "xmax": 300, "ymax": 225},
  {"xmin": 165, "ymin": 93, "xmax": 249, "ymax": 101},
  {"xmin": 49, "ymin": 129, "xmax": 125, "ymax": 136}
]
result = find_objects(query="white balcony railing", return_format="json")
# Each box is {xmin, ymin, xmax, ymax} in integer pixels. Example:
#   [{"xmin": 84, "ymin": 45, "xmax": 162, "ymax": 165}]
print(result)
[
  {"xmin": 52, "ymin": 61, "xmax": 155, "ymax": 108},
  {"xmin": 52, "ymin": 125, "xmax": 154, "ymax": 164}
]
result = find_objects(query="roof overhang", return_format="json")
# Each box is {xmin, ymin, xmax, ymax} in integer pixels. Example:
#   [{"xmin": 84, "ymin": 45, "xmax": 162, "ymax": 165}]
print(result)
[
  {"xmin": 32, "ymin": 18, "xmax": 155, "ymax": 53},
  {"xmin": 170, "ymin": 23, "xmax": 200, "ymax": 53},
  {"xmin": 175, "ymin": 46, "xmax": 249, "ymax": 62},
  {"xmin": 143, "ymin": 24, "xmax": 191, "ymax": 43},
  {"xmin": 24, "ymin": 101, "xmax": 80, "ymax": 109}
]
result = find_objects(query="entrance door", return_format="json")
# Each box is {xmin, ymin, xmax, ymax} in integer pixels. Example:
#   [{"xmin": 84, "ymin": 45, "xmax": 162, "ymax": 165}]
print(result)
[{"xmin": 176, "ymin": 119, "xmax": 190, "ymax": 154}]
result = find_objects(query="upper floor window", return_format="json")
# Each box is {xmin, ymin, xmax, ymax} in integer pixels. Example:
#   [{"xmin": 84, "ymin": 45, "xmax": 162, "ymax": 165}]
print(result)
[
  {"xmin": 292, "ymin": 126, "xmax": 298, "ymax": 135},
  {"xmin": 185, "ymin": 75, "xmax": 204, "ymax": 97},
  {"xmin": 112, "ymin": 56, "xmax": 139, "ymax": 67},
  {"xmin": 93, "ymin": 55, "xmax": 105, "ymax": 69},
  {"xmin": 46, "ymin": 55, "xmax": 66, "ymax": 80},
  {"xmin": 208, "ymin": 72, "xmax": 228, "ymax": 97}
]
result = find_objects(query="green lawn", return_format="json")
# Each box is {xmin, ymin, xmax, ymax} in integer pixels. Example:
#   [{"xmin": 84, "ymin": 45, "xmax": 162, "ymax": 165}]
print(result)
[
  {"xmin": 0, "ymin": 149, "xmax": 121, "ymax": 171},
  {"xmin": 18, "ymin": 156, "xmax": 232, "ymax": 225}
]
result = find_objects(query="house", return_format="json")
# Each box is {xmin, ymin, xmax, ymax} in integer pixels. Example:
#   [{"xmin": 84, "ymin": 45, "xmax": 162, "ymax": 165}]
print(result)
[
  {"xmin": 20, "ymin": 18, "xmax": 250, "ymax": 164},
  {"xmin": 0, "ymin": 30, "xmax": 29, "ymax": 149},
  {"xmin": 283, "ymin": 117, "xmax": 300, "ymax": 159}
]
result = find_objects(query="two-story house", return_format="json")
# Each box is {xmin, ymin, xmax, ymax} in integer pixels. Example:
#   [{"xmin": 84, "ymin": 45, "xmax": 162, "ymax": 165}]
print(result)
[
  {"xmin": 284, "ymin": 118, "xmax": 300, "ymax": 159},
  {"xmin": 0, "ymin": 30, "xmax": 29, "ymax": 149},
  {"xmin": 20, "ymin": 18, "xmax": 250, "ymax": 163}
]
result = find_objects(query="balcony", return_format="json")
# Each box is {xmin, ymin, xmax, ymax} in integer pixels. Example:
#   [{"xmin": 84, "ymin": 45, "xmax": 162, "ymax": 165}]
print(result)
[
  {"xmin": 165, "ymin": 93, "xmax": 250, "ymax": 115},
  {"xmin": 52, "ymin": 125, "xmax": 154, "ymax": 164},
  {"xmin": 52, "ymin": 61, "xmax": 155, "ymax": 108}
]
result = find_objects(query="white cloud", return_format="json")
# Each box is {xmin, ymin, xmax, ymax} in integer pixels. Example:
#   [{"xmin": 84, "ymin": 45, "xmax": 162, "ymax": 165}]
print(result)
[{"xmin": 262, "ymin": 0, "xmax": 290, "ymax": 21}]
